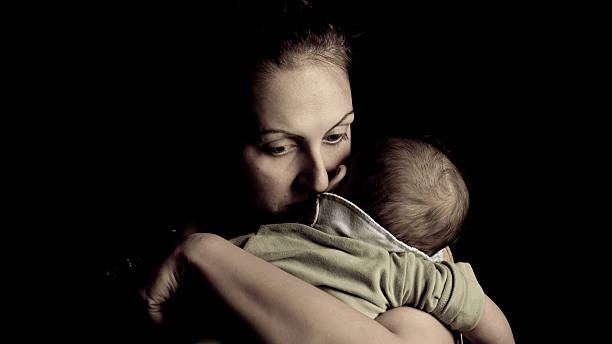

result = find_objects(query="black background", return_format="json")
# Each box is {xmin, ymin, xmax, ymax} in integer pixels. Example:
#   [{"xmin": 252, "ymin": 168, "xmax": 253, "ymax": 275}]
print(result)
[{"xmin": 29, "ymin": 2, "xmax": 597, "ymax": 342}]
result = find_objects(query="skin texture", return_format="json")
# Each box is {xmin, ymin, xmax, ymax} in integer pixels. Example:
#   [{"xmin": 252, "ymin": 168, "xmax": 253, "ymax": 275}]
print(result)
[
  {"xmin": 241, "ymin": 64, "xmax": 354, "ymax": 217},
  {"xmin": 463, "ymin": 295, "xmax": 515, "ymax": 344},
  {"xmin": 375, "ymin": 307, "xmax": 456, "ymax": 343}
]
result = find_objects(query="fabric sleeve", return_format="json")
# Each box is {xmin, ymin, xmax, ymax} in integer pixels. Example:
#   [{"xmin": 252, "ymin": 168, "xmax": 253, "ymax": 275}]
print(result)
[
  {"xmin": 228, "ymin": 233, "xmax": 253, "ymax": 248},
  {"xmin": 392, "ymin": 253, "xmax": 485, "ymax": 331}
]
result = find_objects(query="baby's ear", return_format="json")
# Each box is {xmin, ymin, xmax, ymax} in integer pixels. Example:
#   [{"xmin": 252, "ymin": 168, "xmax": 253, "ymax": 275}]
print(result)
[{"xmin": 326, "ymin": 165, "xmax": 347, "ymax": 192}]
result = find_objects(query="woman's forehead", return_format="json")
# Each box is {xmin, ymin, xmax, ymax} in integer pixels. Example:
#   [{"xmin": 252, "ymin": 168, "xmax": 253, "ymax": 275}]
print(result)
[{"xmin": 252, "ymin": 64, "xmax": 353, "ymax": 134}]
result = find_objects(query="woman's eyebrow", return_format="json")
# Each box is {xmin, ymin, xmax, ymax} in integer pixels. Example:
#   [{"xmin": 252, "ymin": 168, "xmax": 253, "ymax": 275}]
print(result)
[
  {"xmin": 327, "ymin": 110, "xmax": 354, "ymax": 132},
  {"xmin": 258, "ymin": 129, "xmax": 305, "ymax": 140},
  {"xmin": 258, "ymin": 110, "xmax": 354, "ymax": 139}
]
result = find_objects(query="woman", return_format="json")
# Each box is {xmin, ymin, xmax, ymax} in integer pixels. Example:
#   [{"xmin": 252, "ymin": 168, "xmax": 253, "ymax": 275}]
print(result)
[{"xmin": 143, "ymin": 2, "xmax": 459, "ymax": 343}]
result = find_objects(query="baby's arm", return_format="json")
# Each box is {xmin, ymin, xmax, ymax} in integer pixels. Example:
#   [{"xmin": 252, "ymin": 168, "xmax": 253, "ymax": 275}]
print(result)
[
  {"xmin": 439, "ymin": 247, "xmax": 514, "ymax": 343},
  {"xmin": 398, "ymin": 256, "xmax": 483, "ymax": 330},
  {"xmin": 462, "ymin": 294, "xmax": 514, "ymax": 344},
  {"xmin": 394, "ymin": 255, "xmax": 513, "ymax": 337},
  {"xmin": 397, "ymin": 255, "xmax": 514, "ymax": 343}
]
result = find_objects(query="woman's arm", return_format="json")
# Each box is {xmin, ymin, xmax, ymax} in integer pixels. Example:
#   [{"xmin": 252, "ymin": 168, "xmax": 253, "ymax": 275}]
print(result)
[
  {"xmin": 375, "ymin": 306, "xmax": 456, "ymax": 343},
  {"xmin": 143, "ymin": 233, "xmax": 455, "ymax": 344}
]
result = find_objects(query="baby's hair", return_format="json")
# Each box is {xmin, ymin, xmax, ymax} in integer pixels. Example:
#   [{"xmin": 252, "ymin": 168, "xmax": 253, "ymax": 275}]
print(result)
[{"xmin": 345, "ymin": 138, "xmax": 469, "ymax": 256}]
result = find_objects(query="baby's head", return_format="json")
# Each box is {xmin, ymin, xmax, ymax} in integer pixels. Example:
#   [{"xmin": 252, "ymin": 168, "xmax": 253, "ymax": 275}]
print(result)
[{"xmin": 337, "ymin": 138, "xmax": 469, "ymax": 256}]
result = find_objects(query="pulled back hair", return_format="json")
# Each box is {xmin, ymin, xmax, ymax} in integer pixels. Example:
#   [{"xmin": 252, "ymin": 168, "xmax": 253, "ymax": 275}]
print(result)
[
  {"xmin": 344, "ymin": 138, "xmax": 470, "ymax": 256},
  {"xmin": 223, "ymin": 0, "xmax": 353, "ymax": 144},
  {"xmin": 231, "ymin": 0, "xmax": 352, "ymax": 75}
]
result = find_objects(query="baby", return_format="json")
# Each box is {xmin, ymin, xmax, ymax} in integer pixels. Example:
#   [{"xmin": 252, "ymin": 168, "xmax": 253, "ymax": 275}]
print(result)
[{"xmin": 231, "ymin": 137, "xmax": 514, "ymax": 343}]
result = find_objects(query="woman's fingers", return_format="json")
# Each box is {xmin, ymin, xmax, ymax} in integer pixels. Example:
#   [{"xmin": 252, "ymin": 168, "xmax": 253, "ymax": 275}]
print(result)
[
  {"xmin": 139, "ymin": 233, "xmax": 218, "ymax": 324},
  {"xmin": 140, "ymin": 251, "xmax": 182, "ymax": 324}
]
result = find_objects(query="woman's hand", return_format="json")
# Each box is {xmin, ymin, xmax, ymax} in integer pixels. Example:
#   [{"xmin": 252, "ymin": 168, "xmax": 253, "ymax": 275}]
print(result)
[{"xmin": 140, "ymin": 233, "xmax": 219, "ymax": 324}]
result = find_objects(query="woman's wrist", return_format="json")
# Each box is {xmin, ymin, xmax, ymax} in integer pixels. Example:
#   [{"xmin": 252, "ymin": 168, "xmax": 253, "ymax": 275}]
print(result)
[{"xmin": 180, "ymin": 232, "xmax": 225, "ymax": 271}]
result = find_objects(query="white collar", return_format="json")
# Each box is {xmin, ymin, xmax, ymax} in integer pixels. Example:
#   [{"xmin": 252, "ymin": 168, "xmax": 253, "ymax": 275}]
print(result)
[{"xmin": 311, "ymin": 193, "xmax": 443, "ymax": 262}]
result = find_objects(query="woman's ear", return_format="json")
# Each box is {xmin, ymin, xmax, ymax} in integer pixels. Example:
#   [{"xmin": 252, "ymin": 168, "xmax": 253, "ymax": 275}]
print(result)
[{"xmin": 326, "ymin": 164, "xmax": 347, "ymax": 192}]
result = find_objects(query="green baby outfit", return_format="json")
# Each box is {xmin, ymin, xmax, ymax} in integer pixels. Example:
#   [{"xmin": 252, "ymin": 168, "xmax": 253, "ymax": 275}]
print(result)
[{"xmin": 230, "ymin": 193, "xmax": 484, "ymax": 331}]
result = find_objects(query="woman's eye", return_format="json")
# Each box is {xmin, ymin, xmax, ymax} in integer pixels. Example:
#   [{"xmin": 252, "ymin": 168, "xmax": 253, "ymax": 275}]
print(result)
[
  {"xmin": 264, "ymin": 144, "xmax": 297, "ymax": 156},
  {"xmin": 324, "ymin": 133, "xmax": 348, "ymax": 144}
]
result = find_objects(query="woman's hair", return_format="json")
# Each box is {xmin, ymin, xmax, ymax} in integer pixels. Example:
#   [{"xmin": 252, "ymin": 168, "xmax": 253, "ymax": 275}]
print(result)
[
  {"xmin": 231, "ymin": 0, "xmax": 352, "ymax": 78},
  {"xmin": 343, "ymin": 138, "xmax": 470, "ymax": 256},
  {"xmin": 225, "ymin": 0, "xmax": 353, "ymax": 141}
]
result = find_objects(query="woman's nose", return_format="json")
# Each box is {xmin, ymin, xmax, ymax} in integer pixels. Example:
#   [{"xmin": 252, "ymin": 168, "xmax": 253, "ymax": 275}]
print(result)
[{"xmin": 296, "ymin": 149, "xmax": 330, "ymax": 193}]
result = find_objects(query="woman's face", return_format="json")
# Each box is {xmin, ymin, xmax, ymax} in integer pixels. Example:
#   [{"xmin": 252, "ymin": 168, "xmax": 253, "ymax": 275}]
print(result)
[{"xmin": 242, "ymin": 64, "xmax": 354, "ymax": 217}]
